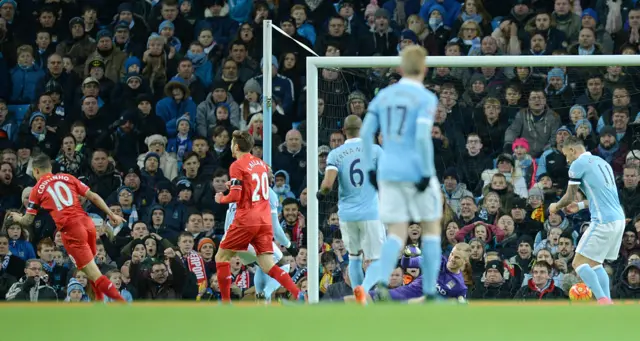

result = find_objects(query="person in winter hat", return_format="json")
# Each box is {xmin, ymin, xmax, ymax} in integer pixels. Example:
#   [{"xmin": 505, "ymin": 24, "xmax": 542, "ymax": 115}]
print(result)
[
  {"xmin": 167, "ymin": 115, "xmax": 193, "ymax": 170},
  {"xmin": 364, "ymin": 0, "xmax": 380, "ymax": 27},
  {"xmin": 512, "ymin": 137, "xmax": 537, "ymax": 189},
  {"xmin": 239, "ymin": 78, "xmax": 263, "ymax": 130},
  {"xmin": 65, "ymin": 278, "xmax": 89, "ymax": 302},
  {"xmin": 574, "ymin": 118, "xmax": 596, "ymax": 150},
  {"xmin": 347, "ymin": 91, "xmax": 367, "ymax": 116},
  {"xmin": 568, "ymin": 105, "xmax": 586, "ymax": 132},
  {"xmin": 138, "ymin": 134, "xmax": 179, "ymax": 181}
]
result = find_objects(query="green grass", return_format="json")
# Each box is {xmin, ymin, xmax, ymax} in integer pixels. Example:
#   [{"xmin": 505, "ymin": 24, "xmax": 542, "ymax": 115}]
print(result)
[{"xmin": 1, "ymin": 301, "xmax": 638, "ymax": 341}]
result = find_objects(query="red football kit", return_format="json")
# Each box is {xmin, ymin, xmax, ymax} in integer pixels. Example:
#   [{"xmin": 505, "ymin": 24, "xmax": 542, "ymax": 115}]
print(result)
[
  {"xmin": 219, "ymin": 153, "xmax": 273, "ymax": 255},
  {"xmin": 27, "ymin": 173, "xmax": 97, "ymax": 268}
]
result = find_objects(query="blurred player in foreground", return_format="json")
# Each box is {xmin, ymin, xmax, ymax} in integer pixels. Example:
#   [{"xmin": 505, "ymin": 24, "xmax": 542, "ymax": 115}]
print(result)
[
  {"xmin": 214, "ymin": 131, "xmax": 303, "ymax": 303},
  {"xmin": 359, "ymin": 45, "xmax": 442, "ymax": 303},
  {"xmin": 344, "ymin": 243, "xmax": 469, "ymax": 304},
  {"xmin": 7, "ymin": 154, "xmax": 126, "ymax": 301},
  {"xmin": 549, "ymin": 136, "xmax": 625, "ymax": 305},
  {"xmin": 317, "ymin": 115, "xmax": 385, "ymax": 291},
  {"xmin": 223, "ymin": 168, "xmax": 292, "ymax": 302}
]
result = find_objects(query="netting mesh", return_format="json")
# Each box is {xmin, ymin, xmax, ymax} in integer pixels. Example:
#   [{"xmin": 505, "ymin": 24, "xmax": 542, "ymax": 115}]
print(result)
[{"xmin": 314, "ymin": 63, "xmax": 640, "ymax": 228}]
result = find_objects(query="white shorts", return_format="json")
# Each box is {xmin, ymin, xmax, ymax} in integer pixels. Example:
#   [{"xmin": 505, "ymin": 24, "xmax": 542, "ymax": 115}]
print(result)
[
  {"xmin": 339, "ymin": 220, "xmax": 386, "ymax": 260},
  {"xmin": 378, "ymin": 178, "xmax": 443, "ymax": 224},
  {"xmin": 576, "ymin": 220, "xmax": 625, "ymax": 263},
  {"xmin": 236, "ymin": 242, "xmax": 283, "ymax": 265}
]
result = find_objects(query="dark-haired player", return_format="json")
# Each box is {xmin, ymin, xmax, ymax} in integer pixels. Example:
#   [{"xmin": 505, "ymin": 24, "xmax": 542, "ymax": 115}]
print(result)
[
  {"xmin": 8, "ymin": 154, "xmax": 126, "ymax": 301},
  {"xmin": 214, "ymin": 130, "xmax": 304, "ymax": 302}
]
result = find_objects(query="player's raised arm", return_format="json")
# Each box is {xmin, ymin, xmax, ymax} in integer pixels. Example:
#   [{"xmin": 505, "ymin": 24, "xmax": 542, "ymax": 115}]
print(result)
[{"xmin": 84, "ymin": 190, "xmax": 126, "ymax": 225}]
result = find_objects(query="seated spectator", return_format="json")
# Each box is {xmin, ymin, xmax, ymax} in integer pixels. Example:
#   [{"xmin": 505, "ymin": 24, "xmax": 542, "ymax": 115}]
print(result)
[
  {"xmin": 3, "ymin": 221, "xmax": 35, "ymax": 261},
  {"xmin": 513, "ymin": 261, "xmax": 566, "ymax": 300},
  {"xmin": 104, "ymin": 270, "xmax": 133, "ymax": 302},
  {"xmin": 65, "ymin": 278, "xmax": 89, "ymax": 302},
  {"xmin": 592, "ymin": 126, "xmax": 628, "ymax": 177},
  {"xmin": 5, "ymin": 259, "xmax": 58, "ymax": 301},
  {"xmin": 481, "ymin": 153, "xmax": 528, "ymax": 198},
  {"xmin": 0, "ymin": 233, "xmax": 25, "ymax": 280},
  {"xmin": 470, "ymin": 260, "xmax": 513, "ymax": 299},
  {"xmin": 130, "ymin": 248, "xmax": 186, "ymax": 300},
  {"xmin": 612, "ymin": 257, "xmax": 640, "ymax": 300}
]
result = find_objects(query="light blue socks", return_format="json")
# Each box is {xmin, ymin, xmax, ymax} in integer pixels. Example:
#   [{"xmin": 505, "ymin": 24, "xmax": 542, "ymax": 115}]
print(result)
[
  {"xmin": 361, "ymin": 261, "xmax": 380, "ymax": 291},
  {"xmin": 263, "ymin": 264, "xmax": 290, "ymax": 299},
  {"xmin": 593, "ymin": 265, "xmax": 611, "ymax": 299},
  {"xmin": 376, "ymin": 235, "xmax": 404, "ymax": 286},
  {"xmin": 348, "ymin": 255, "xmax": 364, "ymax": 287},
  {"xmin": 421, "ymin": 235, "xmax": 442, "ymax": 296},
  {"xmin": 576, "ymin": 263, "xmax": 606, "ymax": 299}
]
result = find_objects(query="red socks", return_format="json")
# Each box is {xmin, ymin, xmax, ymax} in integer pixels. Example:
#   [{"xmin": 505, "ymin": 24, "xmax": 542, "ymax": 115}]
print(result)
[
  {"xmin": 90, "ymin": 280, "xmax": 104, "ymax": 301},
  {"xmin": 268, "ymin": 265, "xmax": 300, "ymax": 298},
  {"xmin": 216, "ymin": 262, "xmax": 232, "ymax": 302},
  {"xmin": 95, "ymin": 275, "xmax": 125, "ymax": 302}
]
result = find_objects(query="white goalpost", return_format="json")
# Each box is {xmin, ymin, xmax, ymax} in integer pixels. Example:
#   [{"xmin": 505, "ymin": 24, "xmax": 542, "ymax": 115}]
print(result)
[{"xmin": 302, "ymin": 54, "xmax": 640, "ymax": 304}]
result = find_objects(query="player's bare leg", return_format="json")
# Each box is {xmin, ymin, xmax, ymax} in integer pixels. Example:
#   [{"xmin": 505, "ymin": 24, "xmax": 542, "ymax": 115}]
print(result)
[
  {"xmin": 256, "ymin": 253, "xmax": 303, "ymax": 301},
  {"xmin": 215, "ymin": 248, "xmax": 237, "ymax": 303},
  {"xmin": 573, "ymin": 253, "xmax": 612, "ymax": 304},
  {"xmin": 81, "ymin": 260, "xmax": 125, "ymax": 302},
  {"xmin": 420, "ymin": 219, "xmax": 442, "ymax": 300}
]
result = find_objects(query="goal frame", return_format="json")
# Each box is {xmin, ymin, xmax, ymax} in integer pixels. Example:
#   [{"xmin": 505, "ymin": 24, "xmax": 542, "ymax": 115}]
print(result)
[{"xmin": 304, "ymin": 54, "xmax": 640, "ymax": 303}]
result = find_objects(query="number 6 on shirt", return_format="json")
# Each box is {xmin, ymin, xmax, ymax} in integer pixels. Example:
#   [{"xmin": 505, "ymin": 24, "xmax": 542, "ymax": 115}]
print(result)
[{"xmin": 252, "ymin": 172, "xmax": 269, "ymax": 202}]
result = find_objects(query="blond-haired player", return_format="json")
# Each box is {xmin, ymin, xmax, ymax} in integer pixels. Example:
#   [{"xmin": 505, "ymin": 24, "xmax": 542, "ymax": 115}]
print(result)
[{"xmin": 358, "ymin": 45, "xmax": 443, "ymax": 303}]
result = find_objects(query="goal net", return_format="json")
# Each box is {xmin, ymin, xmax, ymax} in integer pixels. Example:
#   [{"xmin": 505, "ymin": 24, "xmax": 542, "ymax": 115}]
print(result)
[{"xmin": 303, "ymin": 54, "xmax": 640, "ymax": 303}]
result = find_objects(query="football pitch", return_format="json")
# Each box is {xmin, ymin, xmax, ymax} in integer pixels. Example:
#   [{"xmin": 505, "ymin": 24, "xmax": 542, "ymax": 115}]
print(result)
[{"xmin": 1, "ymin": 301, "xmax": 637, "ymax": 340}]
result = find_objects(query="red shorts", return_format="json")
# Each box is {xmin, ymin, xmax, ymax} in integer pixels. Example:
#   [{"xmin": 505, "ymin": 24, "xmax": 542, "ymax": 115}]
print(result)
[
  {"xmin": 220, "ymin": 224, "xmax": 273, "ymax": 255},
  {"xmin": 60, "ymin": 216, "xmax": 96, "ymax": 269}
]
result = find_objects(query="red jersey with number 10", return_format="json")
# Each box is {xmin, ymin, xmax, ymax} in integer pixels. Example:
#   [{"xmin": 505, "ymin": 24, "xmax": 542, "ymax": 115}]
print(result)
[
  {"xmin": 26, "ymin": 173, "xmax": 90, "ymax": 229},
  {"xmin": 229, "ymin": 154, "xmax": 271, "ymax": 226}
]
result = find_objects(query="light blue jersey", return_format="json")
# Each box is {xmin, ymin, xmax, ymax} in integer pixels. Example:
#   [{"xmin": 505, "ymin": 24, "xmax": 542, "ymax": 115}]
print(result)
[
  {"xmin": 361, "ymin": 78, "xmax": 438, "ymax": 183},
  {"xmin": 224, "ymin": 188, "xmax": 290, "ymax": 247},
  {"xmin": 326, "ymin": 138, "xmax": 382, "ymax": 222},
  {"xmin": 568, "ymin": 152, "xmax": 625, "ymax": 224}
]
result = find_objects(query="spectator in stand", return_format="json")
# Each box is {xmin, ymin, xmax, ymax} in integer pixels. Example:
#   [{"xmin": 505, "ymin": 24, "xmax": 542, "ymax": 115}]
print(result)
[
  {"xmin": 442, "ymin": 167, "xmax": 473, "ymax": 217},
  {"xmin": 156, "ymin": 79, "xmax": 197, "ymax": 140},
  {"xmin": 613, "ymin": 261, "xmax": 640, "ymax": 299},
  {"xmin": 10, "ymin": 45, "xmax": 45, "ymax": 105},
  {"xmin": 504, "ymin": 88, "xmax": 560, "ymax": 158},
  {"xmin": 197, "ymin": 79, "xmax": 241, "ymax": 136},
  {"xmin": 5, "ymin": 258, "xmax": 57, "ymax": 301},
  {"xmin": 592, "ymin": 126, "xmax": 628, "ymax": 177},
  {"xmin": 620, "ymin": 163, "xmax": 640, "ymax": 218},
  {"xmin": 78, "ymin": 149, "xmax": 122, "ymax": 200},
  {"xmin": 0, "ymin": 233, "xmax": 25, "ymax": 280},
  {"xmin": 139, "ymin": 134, "xmax": 179, "ymax": 181}
]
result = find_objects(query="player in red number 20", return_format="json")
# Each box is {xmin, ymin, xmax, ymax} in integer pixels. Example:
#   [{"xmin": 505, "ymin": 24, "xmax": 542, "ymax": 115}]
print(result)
[
  {"xmin": 214, "ymin": 130, "xmax": 304, "ymax": 302},
  {"xmin": 8, "ymin": 154, "xmax": 127, "ymax": 302}
]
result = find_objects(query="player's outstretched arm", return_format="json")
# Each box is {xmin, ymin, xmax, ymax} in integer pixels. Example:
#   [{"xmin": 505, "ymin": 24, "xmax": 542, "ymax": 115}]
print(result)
[
  {"xmin": 84, "ymin": 190, "xmax": 125, "ymax": 225},
  {"xmin": 550, "ymin": 184, "xmax": 579, "ymax": 213}
]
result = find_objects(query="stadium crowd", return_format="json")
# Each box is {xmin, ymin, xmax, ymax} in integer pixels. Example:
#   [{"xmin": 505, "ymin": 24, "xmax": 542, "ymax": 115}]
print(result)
[{"xmin": 1, "ymin": 0, "xmax": 640, "ymax": 303}]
